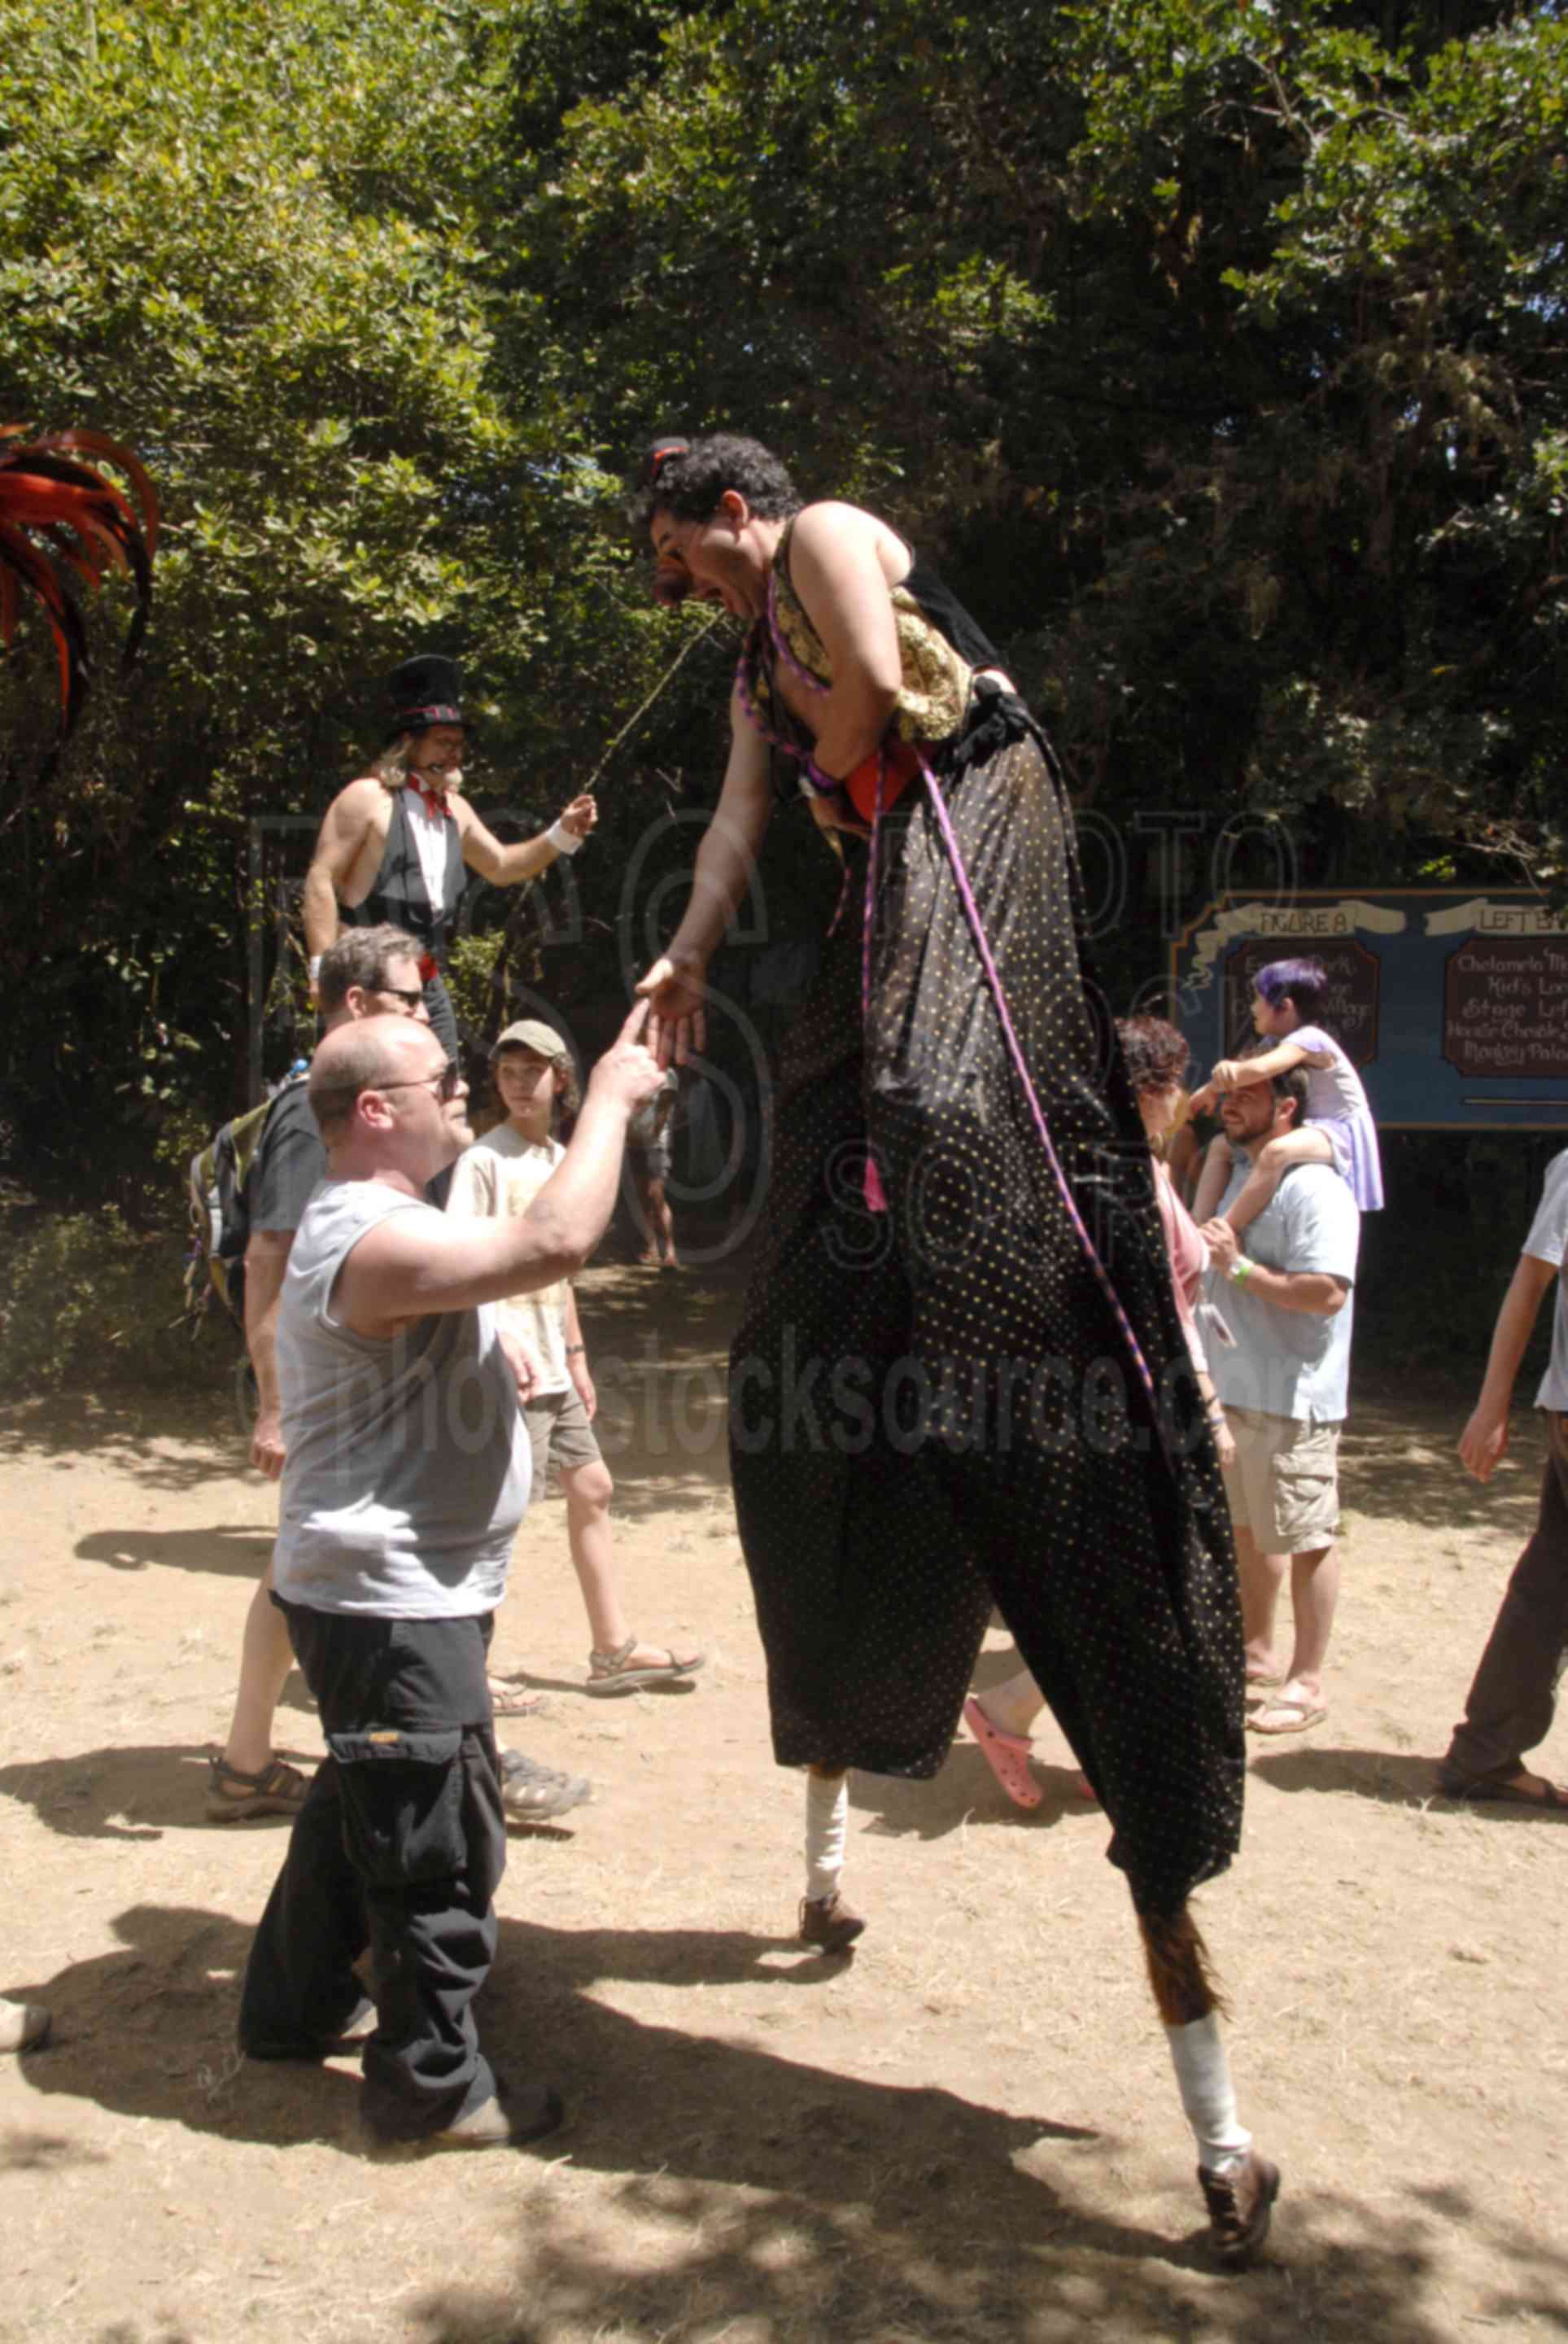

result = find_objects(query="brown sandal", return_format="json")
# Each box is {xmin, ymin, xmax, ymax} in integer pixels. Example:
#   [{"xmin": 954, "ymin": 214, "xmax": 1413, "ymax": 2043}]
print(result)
[
  {"xmin": 206, "ymin": 1751, "xmax": 312, "ymax": 1822},
  {"xmin": 487, "ymin": 1676, "xmax": 546, "ymax": 1718},
  {"xmin": 585, "ymin": 1635, "xmax": 705, "ymax": 1696}
]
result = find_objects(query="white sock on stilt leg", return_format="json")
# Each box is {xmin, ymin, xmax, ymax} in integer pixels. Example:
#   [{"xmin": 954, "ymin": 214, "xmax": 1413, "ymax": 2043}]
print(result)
[
  {"xmin": 804, "ymin": 1771, "xmax": 848, "ymax": 1902},
  {"xmin": 1165, "ymin": 2014, "xmax": 1252, "ymax": 2173}
]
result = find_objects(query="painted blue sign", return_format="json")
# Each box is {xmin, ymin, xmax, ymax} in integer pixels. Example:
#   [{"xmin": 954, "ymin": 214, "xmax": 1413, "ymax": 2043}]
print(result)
[{"xmin": 1169, "ymin": 891, "xmax": 1568, "ymax": 1130}]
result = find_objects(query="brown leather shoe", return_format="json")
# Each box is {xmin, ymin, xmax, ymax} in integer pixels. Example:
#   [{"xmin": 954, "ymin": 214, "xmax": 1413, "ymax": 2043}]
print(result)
[
  {"xmin": 799, "ymin": 1888, "xmax": 866, "ymax": 1953},
  {"xmin": 1199, "ymin": 2148, "xmax": 1281, "ymax": 2267}
]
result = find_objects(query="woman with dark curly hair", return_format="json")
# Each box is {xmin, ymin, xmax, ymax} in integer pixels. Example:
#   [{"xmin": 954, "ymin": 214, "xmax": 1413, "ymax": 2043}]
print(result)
[{"xmin": 631, "ymin": 435, "xmax": 1276, "ymax": 2264}]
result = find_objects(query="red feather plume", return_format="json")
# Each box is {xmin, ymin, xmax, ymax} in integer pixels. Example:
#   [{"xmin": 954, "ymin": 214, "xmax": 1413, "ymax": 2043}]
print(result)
[{"xmin": 0, "ymin": 425, "xmax": 159, "ymax": 738}]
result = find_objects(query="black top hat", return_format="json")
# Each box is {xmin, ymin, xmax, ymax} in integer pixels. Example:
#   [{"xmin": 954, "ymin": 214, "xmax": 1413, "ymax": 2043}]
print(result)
[{"xmin": 386, "ymin": 653, "xmax": 465, "ymax": 741}]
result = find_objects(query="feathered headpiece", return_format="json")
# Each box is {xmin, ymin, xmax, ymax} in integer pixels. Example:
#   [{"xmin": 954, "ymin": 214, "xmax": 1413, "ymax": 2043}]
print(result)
[{"xmin": 0, "ymin": 426, "xmax": 159, "ymax": 738}]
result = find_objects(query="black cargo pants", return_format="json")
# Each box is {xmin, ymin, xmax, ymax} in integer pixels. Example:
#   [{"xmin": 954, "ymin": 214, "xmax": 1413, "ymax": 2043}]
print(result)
[{"xmin": 238, "ymin": 1602, "xmax": 505, "ymax": 2142}]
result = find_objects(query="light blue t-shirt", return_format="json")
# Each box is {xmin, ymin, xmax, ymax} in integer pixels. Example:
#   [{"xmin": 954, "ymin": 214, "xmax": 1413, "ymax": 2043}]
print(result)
[
  {"xmin": 1523, "ymin": 1147, "xmax": 1568, "ymax": 1412},
  {"xmin": 1205, "ymin": 1161, "xmax": 1360, "ymax": 1423}
]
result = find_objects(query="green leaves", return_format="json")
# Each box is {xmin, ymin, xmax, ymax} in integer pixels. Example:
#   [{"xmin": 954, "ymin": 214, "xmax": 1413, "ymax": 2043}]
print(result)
[{"xmin": 4, "ymin": 0, "xmax": 1567, "ymax": 1212}]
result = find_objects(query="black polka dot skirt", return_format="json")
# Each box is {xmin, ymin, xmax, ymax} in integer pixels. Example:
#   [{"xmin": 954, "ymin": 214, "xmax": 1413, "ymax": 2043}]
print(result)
[{"xmin": 730, "ymin": 715, "xmax": 1246, "ymax": 1917}]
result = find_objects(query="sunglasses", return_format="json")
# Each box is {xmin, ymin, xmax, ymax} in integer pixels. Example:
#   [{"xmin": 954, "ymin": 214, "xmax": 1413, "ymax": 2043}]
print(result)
[
  {"xmin": 376, "ymin": 1064, "xmax": 464, "ymax": 1103},
  {"xmin": 375, "ymin": 982, "xmax": 427, "ymax": 1006}
]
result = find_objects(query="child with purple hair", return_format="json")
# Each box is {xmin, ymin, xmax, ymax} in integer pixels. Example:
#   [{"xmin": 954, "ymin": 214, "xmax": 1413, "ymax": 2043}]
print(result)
[{"xmin": 1190, "ymin": 957, "xmax": 1384, "ymax": 1235}]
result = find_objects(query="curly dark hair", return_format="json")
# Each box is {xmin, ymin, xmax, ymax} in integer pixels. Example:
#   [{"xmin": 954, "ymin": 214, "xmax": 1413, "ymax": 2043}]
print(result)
[
  {"xmin": 1116, "ymin": 1015, "xmax": 1190, "ymax": 1096},
  {"xmin": 629, "ymin": 432, "xmax": 802, "ymax": 533}
]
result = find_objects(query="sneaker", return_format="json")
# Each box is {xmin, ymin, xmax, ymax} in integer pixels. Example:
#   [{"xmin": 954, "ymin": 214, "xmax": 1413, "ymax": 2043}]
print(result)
[
  {"xmin": 367, "ymin": 2080, "xmax": 566, "ymax": 2157},
  {"xmin": 1199, "ymin": 2148, "xmax": 1281, "ymax": 2268},
  {"xmin": 500, "ymin": 1749, "xmax": 592, "ymax": 1823},
  {"xmin": 207, "ymin": 1751, "xmax": 312, "ymax": 1823},
  {"xmin": 798, "ymin": 1887, "xmax": 866, "ymax": 1953},
  {"xmin": 0, "ymin": 1997, "xmax": 50, "ymax": 2053}
]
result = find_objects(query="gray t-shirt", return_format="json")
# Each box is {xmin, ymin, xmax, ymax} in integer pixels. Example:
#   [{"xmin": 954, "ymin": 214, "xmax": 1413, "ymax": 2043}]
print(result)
[
  {"xmin": 1206, "ymin": 1161, "xmax": 1360, "ymax": 1423},
  {"xmin": 1523, "ymin": 1147, "xmax": 1568, "ymax": 1411},
  {"xmin": 273, "ymin": 1181, "xmax": 530, "ymax": 1616}
]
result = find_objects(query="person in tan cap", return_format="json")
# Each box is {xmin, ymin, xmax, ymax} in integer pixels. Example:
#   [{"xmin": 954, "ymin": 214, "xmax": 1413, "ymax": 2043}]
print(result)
[{"xmin": 446, "ymin": 1017, "xmax": 705, "ymax": 1700}]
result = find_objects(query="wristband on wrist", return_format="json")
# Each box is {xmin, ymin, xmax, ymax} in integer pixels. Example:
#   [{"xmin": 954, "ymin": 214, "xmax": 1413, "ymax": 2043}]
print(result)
[
  {"xmin": 308, "ymin": 954, "xmax": 322, "ymax": 983},
  {"xmin": 1227, "ymin": 1255, "xmax": 1252, "ymax": 1284},
  {"xmin": 564, "ymin": 1342, "xmax": 586, "ymax": 1356},
  {"xmin": 545, "ymin": 820, "xmax": 585, "ymax": 856}
]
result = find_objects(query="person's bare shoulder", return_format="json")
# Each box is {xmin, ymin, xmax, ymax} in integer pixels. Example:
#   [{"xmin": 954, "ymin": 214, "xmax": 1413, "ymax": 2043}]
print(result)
[
  {"xmin": 318, "ymin": 775, "xmax": 388, "ymax": 830},
  {"xmin": 789, "ymin": 500, "xmax": 877, "ymax": 551},
  {"xmin": 789, "ymin": 500, "xmax": 907, "ymax": 590}
]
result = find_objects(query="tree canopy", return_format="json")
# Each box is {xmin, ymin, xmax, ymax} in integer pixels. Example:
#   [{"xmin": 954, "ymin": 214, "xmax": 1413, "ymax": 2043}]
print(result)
[{"xmin": 2, "ymin": 0, "xmax": 1564, "ymax": 1208}]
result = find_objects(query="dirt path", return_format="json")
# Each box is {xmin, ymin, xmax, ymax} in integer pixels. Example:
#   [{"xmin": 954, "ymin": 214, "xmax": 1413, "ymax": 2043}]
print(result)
[{"xmin": 2, "ymin": 1262, "xmax": 1565, "ymax": 2344}]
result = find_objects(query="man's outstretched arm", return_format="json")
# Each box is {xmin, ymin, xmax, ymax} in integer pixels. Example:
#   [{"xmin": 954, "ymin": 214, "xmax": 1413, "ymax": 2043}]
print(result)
[
  {"xmin": 458, "ymin": 794, "xmax": 596, "ymax": 887},
  {"xmin": 335, "ymin": 1003, "xmax": 663, "ymax": 1335}
]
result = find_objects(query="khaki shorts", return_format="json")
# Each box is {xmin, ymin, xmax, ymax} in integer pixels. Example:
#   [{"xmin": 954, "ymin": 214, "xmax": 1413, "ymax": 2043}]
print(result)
[
  {"xmin": 1221, "ymin": 1406, "xmax": 1341, "ymax": 1550},
  {"xmin": 523, "ymin": 1388, "xmax": 602, "ymax": 1492}
]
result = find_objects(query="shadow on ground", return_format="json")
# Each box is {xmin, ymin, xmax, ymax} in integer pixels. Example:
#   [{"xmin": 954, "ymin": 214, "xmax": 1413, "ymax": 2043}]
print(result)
[
  {"xmin": 1250, "ymin": 1743, "xmax": 1568, "ymax": 1821},
  {"xmin": 13, "ymin": 1900, "xmax": 1566, "ymax": 2344},
  {"xmin": 0, "ymin": 1393, "xmax": 245, "ymax": 1485},
  {"xmin": 0, "ymin": 1738, "xmax": 318, "ymax": 1843},
  {"xmin": 75, "ymin": 1524, "xmax": 274, "ymax": 1579},
  {"xmin": 567, "ymin": 1262, "xmax": 744, "ymax": 1520},
  {"xmin": 1337, "ymin": 1399, "xmax": 1544, "ymax": 1536}
]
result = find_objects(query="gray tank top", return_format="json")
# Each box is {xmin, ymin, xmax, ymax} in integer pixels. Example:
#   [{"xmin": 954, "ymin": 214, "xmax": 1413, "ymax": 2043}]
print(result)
[{"xmin": 273, "ymin": 1181, "xmax": 529, "ymax": 1616}]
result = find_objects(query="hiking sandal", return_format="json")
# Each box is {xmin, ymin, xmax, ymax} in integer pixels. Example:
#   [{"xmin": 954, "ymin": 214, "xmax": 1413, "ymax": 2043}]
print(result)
[
  {"xmin": 584, "ymin": 1635, "xmax": 705, "ymax": 1696},
  {"xmin": 206, "ymin": 1750, "xmax": 312, "ymax": 1822}
]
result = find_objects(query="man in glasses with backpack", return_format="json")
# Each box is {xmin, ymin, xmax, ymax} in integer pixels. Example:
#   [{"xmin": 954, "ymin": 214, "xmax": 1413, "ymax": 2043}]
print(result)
[{"xmin": 207, "ymin": 925, "xmax": 433, "ymax": 1823}]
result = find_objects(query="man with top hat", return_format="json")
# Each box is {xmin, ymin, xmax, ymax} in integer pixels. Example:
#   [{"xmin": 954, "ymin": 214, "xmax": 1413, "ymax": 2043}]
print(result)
[{"xmin": 303, "ymin": 654, "xmax": 597, "ymax": 1059}]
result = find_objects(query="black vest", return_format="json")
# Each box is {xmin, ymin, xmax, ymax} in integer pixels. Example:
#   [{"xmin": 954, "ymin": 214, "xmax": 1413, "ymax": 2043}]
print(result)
[{"xmin": 343, "ymin": 785, "xmax": 465, "ymax": 960}]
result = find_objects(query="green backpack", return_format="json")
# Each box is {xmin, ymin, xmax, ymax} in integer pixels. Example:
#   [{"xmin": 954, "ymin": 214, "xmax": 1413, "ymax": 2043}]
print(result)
[{"xmin": 183, "ymin": 1069, "xmax": 308, "ymax": 1335}]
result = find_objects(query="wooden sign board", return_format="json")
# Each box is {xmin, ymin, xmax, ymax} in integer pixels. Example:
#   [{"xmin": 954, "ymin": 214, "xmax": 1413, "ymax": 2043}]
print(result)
[{"xmin": 1170, "ymin": 892, "xmax": 1568, "ymax": 1130}]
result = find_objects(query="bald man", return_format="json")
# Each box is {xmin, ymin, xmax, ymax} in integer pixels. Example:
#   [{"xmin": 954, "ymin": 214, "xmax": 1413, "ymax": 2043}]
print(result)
[{"xmin": 237, "ymin": 1004, "xmax": 663, "ymax": 2154}]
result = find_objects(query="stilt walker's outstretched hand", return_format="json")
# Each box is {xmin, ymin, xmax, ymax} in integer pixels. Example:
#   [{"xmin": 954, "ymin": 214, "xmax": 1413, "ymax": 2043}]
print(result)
[{"xmin": 636, "ymin": 955, "xmax": 707, "ymax": 1067}]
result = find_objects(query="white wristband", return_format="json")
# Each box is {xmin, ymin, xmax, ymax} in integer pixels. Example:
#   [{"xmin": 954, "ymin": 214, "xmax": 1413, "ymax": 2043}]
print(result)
[
  {"xmin": 545, "ymin": 820, "xmax": 585, "ymax": 856},
  {"xmin": 308, "ymin": 955, "xmax": 322, "ymax": 982}
]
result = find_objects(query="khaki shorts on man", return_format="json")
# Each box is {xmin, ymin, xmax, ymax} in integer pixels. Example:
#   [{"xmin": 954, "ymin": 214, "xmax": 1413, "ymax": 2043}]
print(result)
[{"xmin": 1221, "ymin": 1406, "xmax": 1341, "ymax": 1551}]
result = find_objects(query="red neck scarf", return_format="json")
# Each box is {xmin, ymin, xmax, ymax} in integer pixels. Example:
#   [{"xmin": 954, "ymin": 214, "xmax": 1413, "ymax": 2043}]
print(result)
[{"xmin": 407, "ymin": 772, "xmax": 451, "ymax": 820}]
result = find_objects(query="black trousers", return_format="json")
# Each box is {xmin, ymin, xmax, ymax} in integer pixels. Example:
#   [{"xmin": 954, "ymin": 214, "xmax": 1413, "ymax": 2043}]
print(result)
[
  {"xmin": 238, "ymin": 1603, "xmax": 505, "ymax": 2141},
  {"xmin": 1441, "ymin": 1411, "xmax": 1568, "ymax": 1787},
  {"xmin": 421, "ymin": 969, "xmax": 460, "ymax": 1061}
]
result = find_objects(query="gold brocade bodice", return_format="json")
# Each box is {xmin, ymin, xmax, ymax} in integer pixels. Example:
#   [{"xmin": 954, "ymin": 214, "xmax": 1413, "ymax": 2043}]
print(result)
[{"xmin": 756, "ymin": 517, "xmax": 975, "ymax": 749}]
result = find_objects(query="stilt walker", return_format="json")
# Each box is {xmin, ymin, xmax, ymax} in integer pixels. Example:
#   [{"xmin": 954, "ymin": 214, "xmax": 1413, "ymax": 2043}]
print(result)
[{"xmin": 632, "ymin": 432, "xmax": 1278, "ymax": 2266}]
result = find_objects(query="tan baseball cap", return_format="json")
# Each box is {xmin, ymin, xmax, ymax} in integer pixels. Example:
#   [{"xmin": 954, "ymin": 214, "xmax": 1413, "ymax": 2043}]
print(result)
[{"xmin": 491, "ymin": 1019, "xmax": 570, "ymax": 1061}]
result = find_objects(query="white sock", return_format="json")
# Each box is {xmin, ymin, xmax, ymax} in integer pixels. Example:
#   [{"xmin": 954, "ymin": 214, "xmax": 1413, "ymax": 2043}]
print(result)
[
  {"xmin": 1165, "ymin": 2014, "xmax": 1251, "ymax": 2172},
  {"xmin": 804, "ymin": 1771, "xmax": 848, "ymax": 1902}
]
